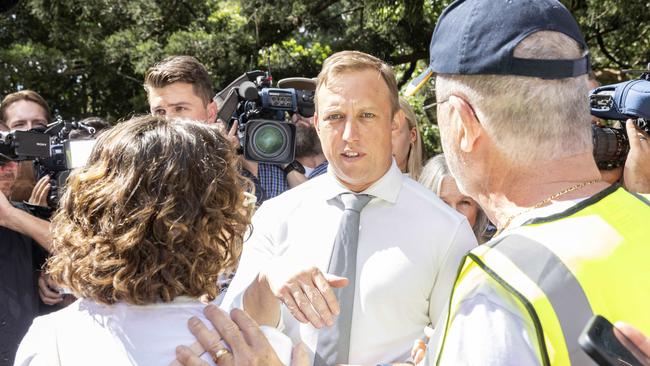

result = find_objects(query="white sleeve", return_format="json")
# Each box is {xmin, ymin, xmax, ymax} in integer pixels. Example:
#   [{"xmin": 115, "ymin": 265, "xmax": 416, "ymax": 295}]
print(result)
[
  {"xmin": 425, "ymin": 282, "xmax": 541, "ymax": 366},
  {"xmin": 220, "ymin": 202, "xmax": 279, "ymax": 311},
  {"xmin": 13, "ymin": 316, "xmax": 59, "ymax": 366},
  {"xmin": 428, "ymin": 220, "xmax": 477, "ymax": 326}
]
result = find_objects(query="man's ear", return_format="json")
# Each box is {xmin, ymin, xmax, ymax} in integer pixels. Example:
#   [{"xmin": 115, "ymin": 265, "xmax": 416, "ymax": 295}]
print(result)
[
  {"xmin": 206, "ymin": 100, "xmax": 218, "ymax": 124},
  {"xmin": 448, "ymin": 95, "xmax": 482, "ymax": 153}
]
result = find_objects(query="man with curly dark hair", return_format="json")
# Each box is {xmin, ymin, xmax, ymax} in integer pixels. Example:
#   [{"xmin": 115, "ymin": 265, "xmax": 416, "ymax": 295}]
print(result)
[{"xmin": 13, "ymin": 116, "xmax": 259, "ymax": 365}]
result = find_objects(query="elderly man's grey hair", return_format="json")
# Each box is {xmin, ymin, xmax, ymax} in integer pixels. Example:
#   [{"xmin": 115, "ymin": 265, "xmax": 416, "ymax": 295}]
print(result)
[{"xmin": 435, "ymin": 31, "xmax": 592, "ymax": 166}]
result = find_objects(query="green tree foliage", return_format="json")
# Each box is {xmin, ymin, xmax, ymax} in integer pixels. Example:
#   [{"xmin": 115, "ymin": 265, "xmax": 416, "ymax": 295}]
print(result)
[{"xmin": 1, "ymin": 0, "xmax": 648, "ymax": 156}]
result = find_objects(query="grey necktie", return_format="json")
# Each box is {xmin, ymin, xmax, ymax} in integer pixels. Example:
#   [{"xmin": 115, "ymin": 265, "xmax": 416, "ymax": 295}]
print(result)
[{"xmin": 314, "ymin": 192, "xmax": 372, "ymax": 366}]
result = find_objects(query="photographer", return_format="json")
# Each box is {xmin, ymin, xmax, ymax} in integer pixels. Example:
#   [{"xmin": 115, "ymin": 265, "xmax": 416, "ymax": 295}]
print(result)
[
  {"xmin": 590, "ymin": 72, "xmax": 650, "ymax": 193},
  {"xmin": 0, "ymin": 91, "xmax": 50, "ymax": 203},
  {"xmin": 0, "ymin": 133, "xmax": 51, "ymax": 366},
  {"xmin": 254, "ymin": 77, "xmax": 328, "ymax": 198},
  {"xmin": 282, "ymin": 78, "xmax": 328, "ymax": 180}
]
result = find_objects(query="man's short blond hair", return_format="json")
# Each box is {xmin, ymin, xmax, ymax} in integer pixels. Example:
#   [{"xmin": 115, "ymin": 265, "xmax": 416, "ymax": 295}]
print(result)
[{"xmin": 316, "ymin": 51, "xmax": 399, "ymax": 116}]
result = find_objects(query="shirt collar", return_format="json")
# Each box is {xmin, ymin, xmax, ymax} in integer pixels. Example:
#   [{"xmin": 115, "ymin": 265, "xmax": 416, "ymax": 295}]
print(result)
[{"xmin": 321, "ymin": 159, "xmax": 402, "ymax": 204}]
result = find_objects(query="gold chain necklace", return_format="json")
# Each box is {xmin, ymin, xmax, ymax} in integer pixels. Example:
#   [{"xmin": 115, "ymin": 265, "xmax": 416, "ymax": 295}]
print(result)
[{"xmin": 494, "ymin": 179, "xmax": 601, "ymax": 237}]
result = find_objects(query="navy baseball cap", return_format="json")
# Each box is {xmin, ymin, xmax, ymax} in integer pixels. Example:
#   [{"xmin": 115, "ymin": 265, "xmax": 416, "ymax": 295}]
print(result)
[{"xmin": 406, "ymin": 0, "xmax": 590, "ymax": 96}]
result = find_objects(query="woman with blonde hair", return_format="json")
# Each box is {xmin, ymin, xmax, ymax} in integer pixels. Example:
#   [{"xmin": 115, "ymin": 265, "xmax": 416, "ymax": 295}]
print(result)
[
  {"xmin": 15, "ymin": 116, "xmax": 254, "ymax": 365},
  {"xmin": 419, "ymin": 154, "xmax": 491, "ymax": 243},
  {"xmin": 392, "ymin": 97, "xmax": 424, "ymax": 180}
]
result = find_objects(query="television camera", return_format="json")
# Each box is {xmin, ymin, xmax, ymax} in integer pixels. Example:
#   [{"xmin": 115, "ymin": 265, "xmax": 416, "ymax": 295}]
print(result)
[
  {"xmin": 214, "ymin": 70, "xmax": 315, "ymax": 164},
  {"xmin": 590, "ymin": 63, "xmax": 650, "ymax": 170},
  {"xmin": 0, "ymin": 118, "xmax": 97, "ymax": 206}
]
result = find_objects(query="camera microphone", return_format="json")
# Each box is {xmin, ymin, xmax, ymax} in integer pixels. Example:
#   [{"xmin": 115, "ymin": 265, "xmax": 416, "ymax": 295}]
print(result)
[{"xmin": 239, "ymin": 81, "xmax": 259, "ymax": 101}]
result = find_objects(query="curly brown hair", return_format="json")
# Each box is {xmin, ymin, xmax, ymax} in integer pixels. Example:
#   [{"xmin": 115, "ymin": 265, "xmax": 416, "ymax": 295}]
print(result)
[{"xmin": 47, "ymin": 115, "xmax": 251, "ymax": 305}]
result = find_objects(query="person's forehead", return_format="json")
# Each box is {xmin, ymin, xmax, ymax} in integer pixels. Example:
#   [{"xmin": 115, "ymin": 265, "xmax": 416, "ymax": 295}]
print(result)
[
  {"xmin": 148, "ymin": 82, "xmax": 203, "ymax": 105},
  {"xmin": 439, "ymin": 176, "xmax": 464, "ymax": 197},
  {"xmin": 317, "ymin": 69, "xmax": 390, "ymax": 106},
  {"xmin": 4, "ymin": 100, "xmax": 48, "ymax": 122}
]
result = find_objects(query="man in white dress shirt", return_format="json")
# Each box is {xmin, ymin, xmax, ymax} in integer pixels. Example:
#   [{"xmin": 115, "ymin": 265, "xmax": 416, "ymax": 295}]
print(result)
[{"xmin": 222, "ymin": 50, "xmax": 477, "ymax": 365}]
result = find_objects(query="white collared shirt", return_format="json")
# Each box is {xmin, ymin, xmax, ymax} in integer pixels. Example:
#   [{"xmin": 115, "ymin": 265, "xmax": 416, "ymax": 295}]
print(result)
[
  {"xmin": 15, "ymin": 297, "xmax": 222, "ymax": 366},
  {"xmin": 222, "ymin": 161, "xmax": 477, "ymax": 365}
]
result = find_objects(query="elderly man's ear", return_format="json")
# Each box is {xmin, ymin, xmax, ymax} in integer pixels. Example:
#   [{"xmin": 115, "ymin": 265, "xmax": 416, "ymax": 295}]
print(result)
[{"xmin": 448, "ymin": 95, "xmax": 482, "ymax": 153}]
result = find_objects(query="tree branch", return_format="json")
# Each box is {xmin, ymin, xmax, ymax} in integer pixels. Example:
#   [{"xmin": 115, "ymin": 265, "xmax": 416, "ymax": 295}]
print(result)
[
  {"xmin": 310, "ymin": 0, "xmax": 342, "ymax": 16},
  {"xmin": 387, "ymin": 50, "xmax": 429, "ymax": 66},
  {"xmin": 326, "ymin": 5, "xmax": 364, "ymax": 21},
  {"xmin": 181, "ymin": 1, "xmax": 198, "ymax": 19},
  {"xmin": 398, "ymin": 61, "xmax": 417, "ymax": 89},
  {"xmin": 595, "ymin": 32, "xmax": 629, "ymax": 69}
]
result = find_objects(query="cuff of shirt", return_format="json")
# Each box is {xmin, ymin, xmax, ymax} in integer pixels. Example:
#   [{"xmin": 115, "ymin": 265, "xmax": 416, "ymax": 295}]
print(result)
[{"xmin": 226, "ymin": 290, "xmax": 286, "ymax": 332}]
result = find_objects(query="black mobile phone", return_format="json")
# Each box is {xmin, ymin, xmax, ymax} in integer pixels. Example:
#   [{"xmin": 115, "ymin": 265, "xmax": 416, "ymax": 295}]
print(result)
[{"xmin": 579, "ymin": 315, "xmax": 649, "ymax": 366}]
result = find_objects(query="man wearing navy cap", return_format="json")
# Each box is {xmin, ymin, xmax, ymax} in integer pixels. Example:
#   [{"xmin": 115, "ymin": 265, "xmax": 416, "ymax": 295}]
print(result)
[{"xmin": 406, "ymin": 0, "xmax": 650, "ymax": 365}]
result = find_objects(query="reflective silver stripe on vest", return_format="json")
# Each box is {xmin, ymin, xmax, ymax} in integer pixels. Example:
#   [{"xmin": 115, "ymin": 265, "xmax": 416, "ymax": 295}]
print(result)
[{"xmin": 489, "ymin": 234, "xmax": 596, "ymax": 365}]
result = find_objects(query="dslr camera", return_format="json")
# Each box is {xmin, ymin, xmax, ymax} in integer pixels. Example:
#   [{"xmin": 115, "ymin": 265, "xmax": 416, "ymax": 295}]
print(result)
[
  {"xmin": 0, "ymin": 118, "xmax": 96, "ymax": 206},
  {"xmin": 215, "ymin": 70, "xmax": 315, "ymax": 164},
  {"xmin": 590, "ymin": 64, "xmax": 650, "ymax": 170}
]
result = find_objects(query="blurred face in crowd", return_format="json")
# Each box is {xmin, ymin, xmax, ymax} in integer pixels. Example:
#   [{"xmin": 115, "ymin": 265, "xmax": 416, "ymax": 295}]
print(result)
[
  {"xmin": 391, "ymin": 111, "xmax": 416, "ymax": 172},
  {"xmin": 148, "ymin": 82, "xmax": 217, "ymax": 123},
  {"xmin": 293, "ymin": 113, "xmax": 322, "ymax": 158},
  {"xmin": 3, "ymin": 100, "xmax": 48, "ymax": 131},
  {"xmin": 439, "ymin": 176, "xmax": 480, "ymax": 227},
  {"xmin": 315, "ymin": 69, "xmax": 397, "ymax": 192},
  {"xmin": 438, "ymin": 176, "xmax": 479, "ymax": 227}
]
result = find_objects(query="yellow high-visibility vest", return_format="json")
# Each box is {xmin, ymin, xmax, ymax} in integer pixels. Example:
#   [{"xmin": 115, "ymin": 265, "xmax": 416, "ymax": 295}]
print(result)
[{"xmin": 435, "ymin": 186, "xmax": 650, "ymax": 366}]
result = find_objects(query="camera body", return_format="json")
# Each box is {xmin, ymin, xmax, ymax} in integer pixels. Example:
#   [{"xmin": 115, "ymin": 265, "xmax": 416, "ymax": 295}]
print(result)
[
  {"xmin": 0, "ymin": 119, "xmax": 96, "ymax": 206},
  {"xmin": 216, "ymin": 70, "xmax": 315, "ymax": 164},
  {"xmin": 590, "ymin": 69, "xmax": 650, "ymax": 170},
  {"xmin": 0, "ymin": 130, "xmax": 51, "ymax": 161}
]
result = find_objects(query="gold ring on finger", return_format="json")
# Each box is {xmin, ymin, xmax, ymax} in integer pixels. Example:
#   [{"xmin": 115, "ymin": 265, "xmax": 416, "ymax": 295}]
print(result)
[{"xmin": 208, "ymin": 347, "xmax": 230, "ymax": 364}]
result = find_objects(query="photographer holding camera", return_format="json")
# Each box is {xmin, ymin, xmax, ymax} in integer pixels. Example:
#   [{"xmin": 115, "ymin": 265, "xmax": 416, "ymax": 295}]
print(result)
[
  {"xmin": 590, "ymin": 71, "xmax": 650, "ymax": 194},
  {"xmin": 215, "ymin": 73, "xmax": 327, "ymax": 200},
  {"xmin": 277, "ymin": 77, "xmax": 328, "ymax": 183},
  {"xmin": 0, "ymin": 91, "xmax": 50, "ymax": 204},
  {"xmin": 0, "ymin": 159, "xmax": 51, "ymax": 366}
]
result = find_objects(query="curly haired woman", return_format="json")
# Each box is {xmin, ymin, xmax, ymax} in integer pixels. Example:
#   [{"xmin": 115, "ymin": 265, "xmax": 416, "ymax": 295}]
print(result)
[{"xmin": 14, "ymin": 116, "xmax": 254, "ymax": 365}]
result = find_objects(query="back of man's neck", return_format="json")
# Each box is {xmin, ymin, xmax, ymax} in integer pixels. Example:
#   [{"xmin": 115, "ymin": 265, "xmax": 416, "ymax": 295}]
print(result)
[{"xmin": 479, "ymin": 152, "xmax": 609, "ymax": 228}]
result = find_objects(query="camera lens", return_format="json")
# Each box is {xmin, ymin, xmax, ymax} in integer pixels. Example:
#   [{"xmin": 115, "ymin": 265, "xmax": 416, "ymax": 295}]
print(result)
[
  {"xmin": 592, "ymin": 124, "xmax": 629, "ymax": 170},
  {"xmin": 244, "ymin": 119, "xmax": 296, "ymax": 164},
  {"xmin": 252, "ymin": 124, "xmax": 286, "ymax": 157}
]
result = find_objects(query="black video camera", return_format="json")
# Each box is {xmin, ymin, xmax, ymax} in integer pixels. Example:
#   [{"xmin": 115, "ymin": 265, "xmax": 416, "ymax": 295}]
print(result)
[
  {"xmin": 590, "ymin": 64, "xmax": 650, "ymax": 170},
  {"xmin": 215, "ymin": 70, "xmax": 315, "ymax": 164},
  {"xmin": 0, "ymin": 118, "xmax": 97, "ymax": 206}
]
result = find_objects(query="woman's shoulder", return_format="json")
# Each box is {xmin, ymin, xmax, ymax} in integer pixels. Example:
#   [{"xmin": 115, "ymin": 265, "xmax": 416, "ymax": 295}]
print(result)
[{"xmin": 14, "ymin": 311, "xmax": 61, "ymax": 366}]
